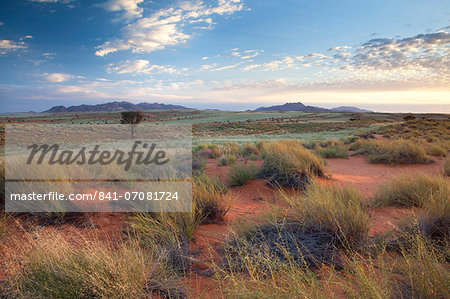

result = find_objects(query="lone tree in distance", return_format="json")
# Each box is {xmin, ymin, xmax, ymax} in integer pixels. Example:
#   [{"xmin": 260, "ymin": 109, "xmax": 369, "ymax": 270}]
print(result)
[{"xmin": 120, "ymin": 111, "xmax": 144, "ymax": 138}]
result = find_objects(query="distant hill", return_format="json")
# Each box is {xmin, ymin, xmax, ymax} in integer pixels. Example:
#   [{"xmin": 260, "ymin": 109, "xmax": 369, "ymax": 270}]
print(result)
[
  {"xmin": 330, "ymin": 106, "xmax": 373, "ymax": 113},
  {"xmin": 254, "ymin": 102, "xmax": 372, "ymax": 113},
  {"xmin": 43, "ymin": 101, "xmax": 189, "ymax": 113},
  {"xmin": 255, "ymin": 102, "xmax": 329, "ymax": 112}
]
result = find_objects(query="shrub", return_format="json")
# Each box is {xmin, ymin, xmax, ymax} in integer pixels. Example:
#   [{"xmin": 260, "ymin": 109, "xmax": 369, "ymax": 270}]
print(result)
[
  {"xmin": 221, "ymin": 142, "xmax": 241, "ymax": 156},
  {"xmin": 314, "ymin": 140, "xmax": 349, "ymax": 158},
  {"xmin": 217, "ymin": 154, "xmax": 237, "ymax": 166},
  {"xmin": 444, "ymin": 157, "xmax": 450, "ymax": 176},
  {"xmin": 259, "ymin": 140, "xmax": 325, "ymax": 189},
  {"xmin": 240, "ymin": 142, "xmax": 260, "ymax": 158},
  {"xmin": 395, "ymin": 234, "xmax": 449, "ymax": 298},
  {"xmin": 193, "ymin": 174, "xmax": 231, "ymax": 223},
  {"xmin": 3, "ymin": 233, "xmax": 184, "ymax": 298},
  {"xmin": 353, "ymin": 139, "xmax": 434, "ymax": 164},
  {"xmin": 373, "ymin": 174, "xmax": 449, "ymax": 208},
  {"xmin": 281, "ymin": 182, "xmax": 370, "ymax": 248},
  {"xmin": 228, "ymin": 163, "xmax": 258, "ymax": 187},
  {"xmin": 193, "ymin": 143, "xmax": 222, "ymax": 158},
  {"xmin": 426, "ymin": 143, "xmax": 447, "ymax": 157},
  {"xmin": 344, "ymin": 135, "xmax": 361, "ymax": 144}
]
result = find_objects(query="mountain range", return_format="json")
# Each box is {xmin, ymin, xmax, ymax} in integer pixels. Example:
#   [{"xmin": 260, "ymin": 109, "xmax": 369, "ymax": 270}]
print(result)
[
  {"xmin": 43, "ymin": 101, "xmax": 373, "ymax": 113},
  {"xmin": 43, "ymin": 101, "xmax": 188, "ymax": 113},
  {"xmin": 254, "ymin": 102, "xmax": 373, "ymax": 113}
]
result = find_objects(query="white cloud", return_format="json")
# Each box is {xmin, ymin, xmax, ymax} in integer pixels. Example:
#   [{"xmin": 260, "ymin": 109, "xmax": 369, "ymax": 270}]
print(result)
[
  {"xmin": 95, "ymin": 0, "xmax": 244, "ymax": 56},
  {"xmin": 98, "ymin": 0, "xmax": 144, "ymax": 19},
  {"xmin": 0, "ymin": 39, "xmax": 27, "ymax": 54},
  {"xmin": 24, "ymin": 35, "xmax": 33, "ymax": 39},
  {"xmin": 44, "ymin": 73, "xmax": 83, "ymax": 82},
  {"xmin": 107, "ymin": 59, "xmax": 177, "ymax": 74},
  {"xmin": 29, "ymin": 0, "xmax": 62, "ymax": 2},
  {"xmin": 213, "ymin": 62, "xmax": 242, "ymax": 71},
  {"xmin": 263, "ymin": 56, "xmax": 296, "ymax": 70},
  {"xmin": 241, "ymin": 64, "xmax": 261, "ymax": 71},
  {"xmin": 201, "ymin": 63, "xmax": 217, "ymax": 70},
  {"xmin": 0, "ymin": 22, "xmax": 4, "ymax": 26}
]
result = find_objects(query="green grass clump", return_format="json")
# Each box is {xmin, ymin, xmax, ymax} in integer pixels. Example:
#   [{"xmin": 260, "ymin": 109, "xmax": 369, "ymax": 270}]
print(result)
[
  {"xmin": 259, "ymin": 140, "xmax": 325, "ymax": 189},
  {"xmin": 4, "ymin": 233, "xmax": 183, "ymax": 298},
  {"xmin": 228, "ymin": 163, "xmax": 258, "ymax": 187},
  {"xmin": 373, "ymin": 174, "xmax": 449, "ymax": 208},
  {"xmin": 193, "ymin": 174, "xmax": 231, "ymax": 223},
  {"xmin": 444, "ymin": 157, "xmax": 450, "ymax": 176},
  {"xmin": 397, "ymin": 235, "xmax": 449, "ymax": 298},
  {"xmin": 353, "ymin": 139, "xmax": 434, "ymax": 164},
  {"xmin": 240, "ymin": 142, "xmax": 260, "ymax": 158},
  {"xmin": 313, "ymin": 140, "xmax": 349, "ymax": 158},
  {"xmin": 192, "ymin": 142, "xmax": 222, "ymax": 158},
  {"xmin": 426, "ymin": 143, "xmax": 447, "ymax": 157},
  {"xmin": 281, "ymin": 182, "xmax": 370, "ymax": 248},
  {"xmin": 221, "ymin": 141, "xmax": 241, "ymax": 156},
  {"xmin": 217, "ymin": 154, "xmax": 237, "ymax": 166}
]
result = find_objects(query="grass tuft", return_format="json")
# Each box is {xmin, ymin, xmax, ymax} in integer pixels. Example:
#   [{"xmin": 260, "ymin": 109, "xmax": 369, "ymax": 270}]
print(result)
[
  {"xmin": 281, "ymin": 182, "xmax": 370, "ymax": 248},
  {"xmin": 3, "ymin": 232, "xmax": 184, "ymax": 298},
  {"xmin": 353, "ymin": 139, "xmax": 434, "ymax": 164},
  {"xmin": 228, "ymin": 163, "xmax": 258, "ymax": 187},
  {"xmin": 259, "ymin": 140, "xmax": 325, "ymax": 189},
  {"xmin": 373, "ymin": 174, "xmax": 449, "ymax": 208}
]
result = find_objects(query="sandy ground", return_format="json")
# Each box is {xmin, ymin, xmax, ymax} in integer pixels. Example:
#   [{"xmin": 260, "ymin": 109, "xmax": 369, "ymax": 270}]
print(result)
[
  {"xmin": 0, "ymin": 155, "xmax": 446, "ymax": 297},
  {"xmin": 185, "ymin": 155, "xmax": 446, "ymax": 296},
  {"xmin": 325, "ymin": 155, "xmax": 445, "ymax": 197}
]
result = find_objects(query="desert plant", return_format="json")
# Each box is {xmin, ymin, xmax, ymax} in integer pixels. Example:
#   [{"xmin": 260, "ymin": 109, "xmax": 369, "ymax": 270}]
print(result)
[
  {"xmin": 281, "ymin": 182, "xmax": 370, "ymax": 248},
  {"xmin": 217, "ymin": 154, "xmax": 237, "ymax": 166},
  {"xmin": 395, "ymin": 234, "xmax": 449, "ymax": 298},
  {"xmin": 353, "ymin": 139, "xmax": 433, "ymax": 164},
  {"xmin": 194, "ymin": 143, "xmax": 222, "ymax": 159},
  {"xmin": 314, "ymin": 140, "xmax": 349, "ymax": 158},
  {"xmin": 259, "ymin": 140, "xmax": 325, "ymax": 189},
  {"xmin": 228, "ymin": 162, "xmax": 258, "ymax": 187},
  {"xmin": 373, "ymin": 174, "xmax": 449, "ymax": 208},
  {"xmin": 444, "ymin": 156, "xmax": 450, "ymax": 176},
  {"xmin": 221, "ymin": 142, "xmax": 241, "ymax": 156},
  {"xmin": 193, "ymin": 174, "xmax": 231, "ymax": 223},
  {"xmin": 3, "ymin": 232, "xmax": 184, "ymax": 298},
  {"xmin": 426, "ymin": 144, "xmax": 447, "ymax": 157},
  {"xmin": 120, "ymin": 111, "xmax": 144, "ymax": 138},
  {"xmin": 240, "ymin": 142, "xmax": 260, "ymax": 158}
]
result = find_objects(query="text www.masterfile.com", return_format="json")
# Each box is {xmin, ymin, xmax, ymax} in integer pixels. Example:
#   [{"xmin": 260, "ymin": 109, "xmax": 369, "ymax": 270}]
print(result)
[{"xmin": 9, "ymin": 191, "xmax": 180, "ymax": 201}]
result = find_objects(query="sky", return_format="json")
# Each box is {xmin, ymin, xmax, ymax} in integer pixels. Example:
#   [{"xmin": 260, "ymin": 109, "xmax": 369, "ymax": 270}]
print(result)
[{"xmin": 0, "ymin": 0, "xmax": 449, "ymax": 113}]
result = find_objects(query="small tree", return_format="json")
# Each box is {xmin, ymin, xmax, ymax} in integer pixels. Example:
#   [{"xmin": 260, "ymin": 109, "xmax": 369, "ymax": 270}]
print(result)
[
  {"xmin": 403, "ymin": 115, "xmax": 416, "ymax": 121},
  {"xmin": 121, "ymin": 111, "xmax": 144, "ymax": 138}
]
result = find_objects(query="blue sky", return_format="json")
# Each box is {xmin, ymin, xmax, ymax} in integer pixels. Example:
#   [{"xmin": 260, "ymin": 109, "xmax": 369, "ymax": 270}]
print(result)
[{"xmin": 0, "ymin": 0, "xmax": 449, "ymax": 113}]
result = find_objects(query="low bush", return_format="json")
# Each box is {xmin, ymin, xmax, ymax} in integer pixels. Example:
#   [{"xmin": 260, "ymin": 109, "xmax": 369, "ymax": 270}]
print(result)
[
  {"xmin": 259, "ymin": 140, "xmax": 325, "ymax": 189},
  {"xmin": 193, "ymin": 174, "xmax": 231, "ymax": 223},
  {"xmin": 217, "ymin": 154, "xmax": 237, "ymax": 166},
  {"xmin": 228, "ymin": 163, "xmax": 258, "ymax": 187},
  {"xmin": 3, "ymin": 233, "xmax": 184, "ymax": 298},
  {"xmin": 426, "ymin": 144, "xmax": 447, "ymax": 157},
  {"xmin": 444, "ymin": 156, "xmax": 450, "ymax": 176},
  {"xmin": 352, "ymin": 139, "xmax": 433, "ymax": 164},
  {"xmin": 373, "ymin": 174, "xmax": 448, "ymax": 208},
  {"xmin": 240, "ymin": 142, "xmax": 260, "ymax": 158},
  {"xmin": 192, "ymin": 143, "xmax": 222, "ymax": 159},
  {"xmin": 314, "ymin": 140, "xmax": 349, "ymax": 158},
  {"xmin": 281, "ymin": 182, "xmax": 370, "ymax": 248},
  {"xmin": 221, "ymin": 142, "xmax": 241, "ymax": 156}
]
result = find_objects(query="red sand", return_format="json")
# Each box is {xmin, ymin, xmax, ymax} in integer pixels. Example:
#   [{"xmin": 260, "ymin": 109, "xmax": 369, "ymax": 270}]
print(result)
[
  {"xmin": 325, "ymin": 155, "xmax": 444, "ymax": 197},
  {"xmin": 1, "ymin": 154, "xmax": 445, "ymax": 297}
]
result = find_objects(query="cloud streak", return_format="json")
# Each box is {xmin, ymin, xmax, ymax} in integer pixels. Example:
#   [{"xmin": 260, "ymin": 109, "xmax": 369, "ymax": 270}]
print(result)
[{"xmin": 95, "ymin": 0, "xmax": 244, "ymax": 56}]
